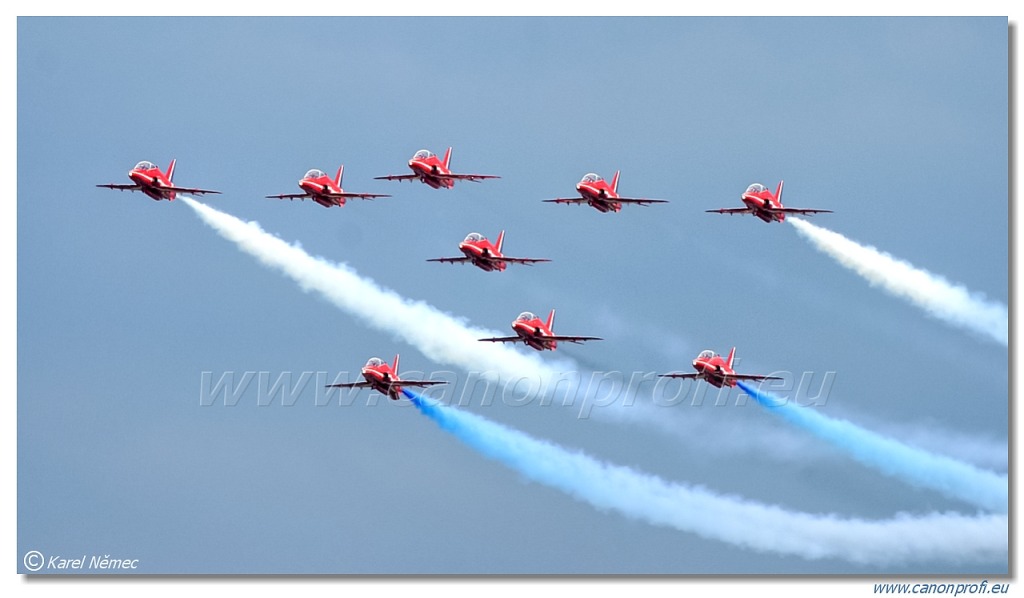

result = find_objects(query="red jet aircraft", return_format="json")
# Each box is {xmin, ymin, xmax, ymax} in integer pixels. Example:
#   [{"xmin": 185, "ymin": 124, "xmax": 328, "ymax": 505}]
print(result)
[
  {"xmin": 265, "ymin": 165, "xmax": 390, "ymax": 208},
  {"xmin": 374, "ymin": 147, "xmax": 499, "ymax": 189},
  {"xmin": 706, "ymin": 181, "xmax": 831, "ymax": 223},
  {"xmin": 658, "ymin": 348, "xmax": 783, "ymax": 388},
  {"xmin": 479, "ymin": 309, "xmax": 602, "ymax": 351},
  {"xmin": 427, "ymin": 231, "xmax": 551, "ymax": 272},
  {"xmin": 96, "ymin": 160, "xmax": 221, "ymax": 201},
  {"xmin": 324, "ymin": 355, "xmax": 446, "ymax": 401},
  {"xmin": 543, "ymin": 171, "xmax": 668, "ymax": 213}
]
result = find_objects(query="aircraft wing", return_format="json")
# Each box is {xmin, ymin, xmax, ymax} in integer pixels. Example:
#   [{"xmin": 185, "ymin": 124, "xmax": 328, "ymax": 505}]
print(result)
[
  {"xmin": 391, "ymin": 380, "xmax": 447, "ymax": 388},
  {"xmin": 657, "ymin": 373, "xmax": 701, "ymax": 379},
  {"xmin": 774, "ymin": 207, "xmax": 833, "ymax": 215},
  {"xmin": 426, "ymin": 257, "xmax": 472, "ymax": 264},
  {"xmin": 495, "ymin": 257, "xmax": 552, "ymax": 265},
  {"xmin": 96, "ymin": 183, "xmax": 143, "ymax": 192},
  {"xmin": 478, "ymin": 336, "xmax": 524, "ymax": 343},
  {"xmin": 726, "ymin": 374, "xmax": 784, "ymax": 382},
  {"xmin": 164, "ymin": 185, "xmax": 222, "ymax": 196},
  {"xmin": 324, "ymin": 381, "xmax": 374, "ymax": 389},
  {"xmin": 706, "ymin": 207, "xmax": 755, "ymax": 215},
  {"xmin": 613, "ymin": 197, "xmax": 669, "ymax": 206},
  {"xmin": 545, "ymin": 335, "xmax": 603, "ymax": 344},
  {"xmin": 336, "ymin": 192, "xmax": 391, "ymax": 200},
  {"xmin": 542, "ymin": 197, "xmax": 589, "ymax": 205},
  {"xmin": 374, "ymin": 174, "xmax": 419, "ymax": 182},
  {"xmin": 265, "ymin": 193, "xmax": 314, "ymax": 200},
  {"xmin": 440, "ymin": 173, "xmax": 501, "ymax": 182}
]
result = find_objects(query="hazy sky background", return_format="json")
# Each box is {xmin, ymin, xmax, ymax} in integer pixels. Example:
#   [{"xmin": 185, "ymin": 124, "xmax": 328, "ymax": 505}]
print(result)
[{"xmin": 16, "ymin": 17, "xmax": 1008, "ymax": 576}]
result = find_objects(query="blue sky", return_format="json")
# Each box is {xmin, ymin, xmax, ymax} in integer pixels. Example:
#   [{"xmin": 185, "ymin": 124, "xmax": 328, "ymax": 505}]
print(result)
[{"xmin": 16, "ymin": 16, "xmax": 1008, "ymax": 577}]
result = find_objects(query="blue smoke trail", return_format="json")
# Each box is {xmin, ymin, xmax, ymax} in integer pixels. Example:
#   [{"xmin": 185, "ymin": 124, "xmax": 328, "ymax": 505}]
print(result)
[
  {"xmin": 737, "ymin": 381, "xmax": 1007, "ymax": 513},
  {"xmin": 403, "ymin": 389, "xmax": 1006, "ymax": 564}
]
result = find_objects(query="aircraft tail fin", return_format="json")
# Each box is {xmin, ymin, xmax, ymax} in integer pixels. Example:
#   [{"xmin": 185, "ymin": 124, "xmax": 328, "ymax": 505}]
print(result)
[
  {"xmin": 167, "ymin": 159, "xmax": 176, "ymax": 182},
  {"xmin": 726, "ymin": 347, "xmax": 736, "ymax": 370},
  {"xmin": 496, "ymin": 230, "xmax": 505, "ymax": 253},
  {"xmin": 335, "ymin": 165, "xmax": 345, "ymax": 187},
  {"xmin": 443, "ymin": 147, "xmax": 452, "ymax": 170},
  {"xmin": 776, "ymin": 180, "xmax": 784, "ymax": 204},
  {"xmin": 546, "ymin": 309, "xmax": 556, "ymax": 331},
  {"xmin": 392, "ymin": 354, "xmax": 400, "ymax": 374},
  {"xmin": 611, "ymin": 170, "xmax": 620, "ymax": 194}
]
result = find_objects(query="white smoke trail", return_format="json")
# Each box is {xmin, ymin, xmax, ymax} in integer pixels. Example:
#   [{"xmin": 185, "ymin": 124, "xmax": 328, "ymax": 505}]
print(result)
[
  {"xmin": 181, "ymin": 197, "xmax": 573, "ymax": 392},
  {"xmin": 739, "ymin": 382, "xmax": 1007, "ymax": 513},
  {"xmin": 407, "ymin": 390, "xmax": 1006, "ymax": 565},
  {"xmin": 789, "ymin": 218, "xmax": 1007, "ymax": 345}
]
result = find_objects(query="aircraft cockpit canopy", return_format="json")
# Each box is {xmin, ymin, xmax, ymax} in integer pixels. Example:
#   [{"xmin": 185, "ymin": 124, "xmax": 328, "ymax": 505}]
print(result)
[
  {"xmin": 365, "ymin": 357, "xmax": 386, "ymax": 368},
  {"xmin": 464, "ymin": 232, "xmax": 485, "ymax": 243},
  {"xmin": 581, "ymin": 173, "xmax": 603, "ymax": 183},
  {"xmin": 413, "ymin": 149, "xmax": 435, "ymax": 160},
  {"xmin": 745, "ymin": 183, "xmax": 767, "ymax": 195},
  {"xmin": 303, "ymin": 169, "xmax": 327, "ymax": 180},
  {"xmin": 516, "ymin": 312, "xmax": 537, "ymax": 322},
  {"xmin": 697, "ymin": 350, "xmax": 717, "ymax": 360},
  {"xmin": 134, "ymin": 161, "xmax": 157, "ymax": 171}
]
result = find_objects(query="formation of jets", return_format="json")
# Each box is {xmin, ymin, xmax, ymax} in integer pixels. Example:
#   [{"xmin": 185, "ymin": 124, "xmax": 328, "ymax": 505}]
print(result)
[
  {"xmin": 96, "ymin": 150, "xmax": 831, "ymax": 221},
  {"xmin": 98, "ymin": 147, "xmax": 826, "ymax": 400}
]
